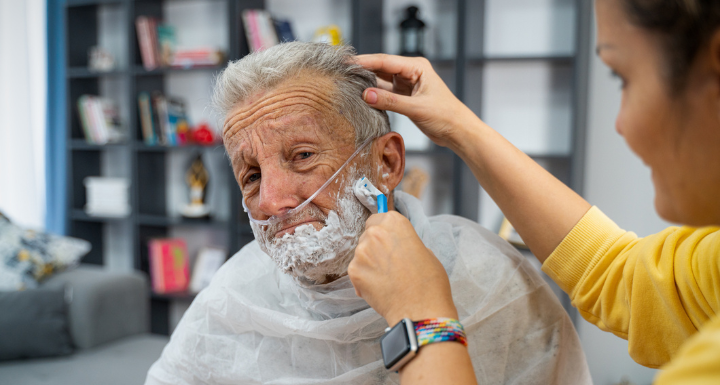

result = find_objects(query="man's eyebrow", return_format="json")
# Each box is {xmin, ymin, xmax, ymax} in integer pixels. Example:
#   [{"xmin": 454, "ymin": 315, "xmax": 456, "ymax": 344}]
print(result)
[{"xmin": 595, "ymin": 43, "xmax": 615, "ymax": 56}]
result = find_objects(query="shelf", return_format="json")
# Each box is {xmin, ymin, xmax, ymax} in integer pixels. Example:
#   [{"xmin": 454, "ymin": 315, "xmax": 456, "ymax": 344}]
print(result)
[
  {"xmin": 137, "ymin": 214, "xmax": 229, "ymax": 228},
  {"xmin": 466, "ymin": 55, "xmax": 575, "ymax": 65},
  {"xmin": 71, "ymin": 209, "xmax": 128, "ymax": 222},
  {"xmin": 70, "ymin": 139, "xmax": 127, "ymax": 150},
  {"xmin": 133, "ymin": 64, "xmax": 226, "ymax": 76},
  {"xmin": 151, "ymin": 291, "xmax": 197, "ymax": 301},
  {"xmin": 60, "ymin": 0, "xmax": 588, "ymax": 336},
  {"xmin": 66, "ymin": 0, "xmax": 127, "ymax": 7},
  {"xmin": 134, "ymin": 143, "xmax": 224, "ymax": 152},
  {"xmin": 67, "ymin": 67, "xmax": 126, "ymax": 78}
]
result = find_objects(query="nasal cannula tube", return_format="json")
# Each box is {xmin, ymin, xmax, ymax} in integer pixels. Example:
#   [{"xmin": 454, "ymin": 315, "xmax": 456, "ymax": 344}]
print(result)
[{"xmin": 241, "ymin": 137, "xmax": 374, "ymax": 226}]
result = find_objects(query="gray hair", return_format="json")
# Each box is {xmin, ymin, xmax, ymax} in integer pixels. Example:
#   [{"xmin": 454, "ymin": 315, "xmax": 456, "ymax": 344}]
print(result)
[{"xmin": 212, "ymin": 42, "xmax": 390, "ymax": 146}]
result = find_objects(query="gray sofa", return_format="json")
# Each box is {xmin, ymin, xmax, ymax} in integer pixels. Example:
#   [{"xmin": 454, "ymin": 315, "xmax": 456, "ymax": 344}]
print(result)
[{"xmin": 0, "ymin": 265, "xmax": 169, "ymax": 385}]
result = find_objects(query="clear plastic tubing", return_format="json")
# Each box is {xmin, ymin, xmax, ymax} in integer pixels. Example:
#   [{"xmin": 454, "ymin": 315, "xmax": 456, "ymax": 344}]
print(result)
[{"xmin": 241, "ymin": 137, "xmax": 374, "ymax": 226}]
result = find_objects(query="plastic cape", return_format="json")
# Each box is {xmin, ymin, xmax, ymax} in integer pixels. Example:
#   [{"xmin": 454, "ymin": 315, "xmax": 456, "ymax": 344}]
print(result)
[{"xmin": 146, "ymin": 192, "xmax": 592, "ymax": 385}]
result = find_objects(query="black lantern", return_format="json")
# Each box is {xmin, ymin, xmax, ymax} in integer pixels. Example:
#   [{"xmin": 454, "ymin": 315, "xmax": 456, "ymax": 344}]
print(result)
[{"xmin": 399, "ymin": 6, "xmax": 426, "ymax": 57}]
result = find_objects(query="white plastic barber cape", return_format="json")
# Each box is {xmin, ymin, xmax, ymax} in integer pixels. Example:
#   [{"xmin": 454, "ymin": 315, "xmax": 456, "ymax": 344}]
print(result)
[{"xmin": 146, "ymin": 192, "xmax": 591, "ymax": 385}]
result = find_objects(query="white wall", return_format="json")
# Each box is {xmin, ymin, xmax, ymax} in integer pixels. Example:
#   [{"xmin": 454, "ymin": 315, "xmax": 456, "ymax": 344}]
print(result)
[
  {"xmin": 578, "ymin": 12, "xmax": 671, "ymax": 385},
  {"xmin": 0, "ymin": 0, "xmax": 47, "ymax": 230}
]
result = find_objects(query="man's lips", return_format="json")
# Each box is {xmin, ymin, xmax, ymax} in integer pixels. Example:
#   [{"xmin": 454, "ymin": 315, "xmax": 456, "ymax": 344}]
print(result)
[{"xmin": 274, "ymin": 219, "xmax": 321, "ymax": 238}]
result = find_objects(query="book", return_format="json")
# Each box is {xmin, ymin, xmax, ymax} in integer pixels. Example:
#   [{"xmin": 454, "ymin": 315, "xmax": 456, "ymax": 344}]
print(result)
[
  {"xmin": 166, "ymin": 98, "xmax": 187, "ymax": 146},
  {"xmin": 273, "ymin": 19, "xmax": 296, "ymax": 43},
  {"xmin": 189, "ymin": 248, "xmax": 226, "ymax": 293},
  {"xmin": 149, "ymin": 238, "xmax": 190, "ymax": 294},
  {"xmin": 171, "ymin": 48, "xmax": 224, "ymax": 68},
  {"xmin": 152, "ymin": 92, "xmax": 170, "ymax": 145},
  {"xmin": 242, "ymin": 9, "xmax": 278, "ymax": 52},
  {"xmin": 157, "ymin": 24, "xmax": 176, "ymax": 67},
  {"xmin": 136, "ymin": 16, "xmax": 158, "ymax": 70},
  {"xmin": 77, "ymin": 96, "xmax": 97, "ymax": 143},
  {"xmin": 138, "ymin": 92, "xmax": 157, "ymax": 145},
  {"xmin": 150, "ymin": 91, "xmax": 165, "ymax": 144},
  {"xmin": 139, "ymin": 92, "xmax": 194, "ymax": 146},
  {"xmin": 77, "ymin": 95, "xmax": 124, "ymax": 144}
]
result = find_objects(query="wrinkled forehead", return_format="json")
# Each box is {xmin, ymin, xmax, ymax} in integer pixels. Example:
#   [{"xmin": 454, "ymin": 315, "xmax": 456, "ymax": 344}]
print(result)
[{"xmin": 223, "ymin": 73, "xmax": 343, "ymax": 139}]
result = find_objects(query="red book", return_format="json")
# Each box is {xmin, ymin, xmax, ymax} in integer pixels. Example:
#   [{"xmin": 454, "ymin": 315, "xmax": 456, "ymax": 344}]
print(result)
[
  {"xmin": 149, "ymin": 238, "xmax": 190, "ymax": 294},
  {"xmin": 136, "ymin": 16, "xmax": 153, "ymax": 70}
]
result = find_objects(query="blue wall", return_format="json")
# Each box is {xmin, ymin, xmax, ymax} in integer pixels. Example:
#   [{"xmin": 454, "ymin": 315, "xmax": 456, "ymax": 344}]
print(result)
[{"xmin": 46, "ymin": 0, "xmax": 66, "ymax": 234}]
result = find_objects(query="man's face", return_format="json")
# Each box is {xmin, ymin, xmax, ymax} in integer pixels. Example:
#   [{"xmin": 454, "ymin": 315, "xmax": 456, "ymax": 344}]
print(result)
[{"xmin": 224, "ymin": 73, "xmax": 372, "ymax": 284}]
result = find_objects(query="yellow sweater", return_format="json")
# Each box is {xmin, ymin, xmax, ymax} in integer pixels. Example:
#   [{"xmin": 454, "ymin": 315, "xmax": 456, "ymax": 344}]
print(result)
[{"xmin": 542, "ymin": 206, "xmax": 720, "ymax": 384}]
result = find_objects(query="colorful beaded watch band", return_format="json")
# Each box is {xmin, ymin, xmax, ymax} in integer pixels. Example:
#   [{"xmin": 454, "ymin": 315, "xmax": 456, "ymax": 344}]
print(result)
[{"xmin": 413, "ymin": 318, "xmax": 468, "ymax": 347}]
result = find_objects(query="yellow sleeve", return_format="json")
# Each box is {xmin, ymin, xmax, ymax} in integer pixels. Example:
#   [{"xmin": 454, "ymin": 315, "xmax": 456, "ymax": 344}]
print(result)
[
  {"xmin": 541, "ymin": 206, "xmax": 720, "ymax": 368},
  {"xmin": 654, "ymin": 315, "xmax": 720, "ymax": 384}
]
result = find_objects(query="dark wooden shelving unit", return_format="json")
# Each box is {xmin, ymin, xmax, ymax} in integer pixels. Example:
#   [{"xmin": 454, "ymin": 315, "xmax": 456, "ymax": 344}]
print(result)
[
  {"xmin": 63, "ymin": 0, "xmax": 590, "ymax": 334},
  {"xmin": 63, "ymin": 0, "xmax": 384, "ymax": 335}
]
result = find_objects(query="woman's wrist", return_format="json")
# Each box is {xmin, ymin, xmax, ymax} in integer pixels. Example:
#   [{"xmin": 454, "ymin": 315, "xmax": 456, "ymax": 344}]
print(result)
[
  {"xmin": 384, "ymin": 303, "xmax": 459, "ymax": 327},
  {"xmin": 442, "ymin": 105, "xmax": 488, "ymax": 155}
]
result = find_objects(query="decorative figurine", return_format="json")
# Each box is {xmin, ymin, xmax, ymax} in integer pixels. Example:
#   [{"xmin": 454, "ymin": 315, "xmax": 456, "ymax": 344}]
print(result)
[
  {"xmin": 181, "ymin": 155, "xmax": 211, "ymax": 218},
  {"xmin": 399, "ymin": 6, "xmax": 426, "ymax": 57},
  {"xmin": 313, "ymin": 25, "xmax": 343, "ymax": 46},
  {"xmin": 88, "ymin": 46, "xmax": 115, "ymax": 72}
]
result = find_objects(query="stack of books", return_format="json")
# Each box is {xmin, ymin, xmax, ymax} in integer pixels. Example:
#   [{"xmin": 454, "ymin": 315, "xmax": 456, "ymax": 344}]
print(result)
[
  {"xmin": 138, "ymin": 92, "xmax": 190, "ymax": 146},
  {"xmin": 83, "ymin": 177, "xmax": 130, "ymax": 217},
  {"xmin": 77, "ymin": 95, "xmax": 125, "ymax": 144},
  {"xmin": 149, "ymin": 238, "xmax": 190, "ymax": 294},
  {"xmin": 171, "ymin": 48, "xmax": 225, "ymax": 69},
  {"xmin": 136, "ymin": 15, "xmax": 225, "ymax": 70},
  {"xmin": 148, "ymin": 240, "xmax": 227, "ymax": 295},
  {"xmin": 241, "ymin": 10, "xmax": 296, "ymax": 52}
]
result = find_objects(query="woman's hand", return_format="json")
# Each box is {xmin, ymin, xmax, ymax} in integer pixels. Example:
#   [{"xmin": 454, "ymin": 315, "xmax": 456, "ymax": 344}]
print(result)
[
  {"xmin": 356, "ymin": 53, "xmax": 592, "ymax": 263},
  {"xmin": 355, "ymin": 54, "xmax": 477, "ymax": 149},
  {"xmin": 348, "ymin": 211, "xmax": 458, "ymax": 326}
]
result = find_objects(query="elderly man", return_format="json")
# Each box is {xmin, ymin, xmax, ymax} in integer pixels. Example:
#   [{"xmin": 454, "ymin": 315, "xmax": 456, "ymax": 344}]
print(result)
[{"xmin": 146, "ymin": 42, "xmax": 591, "ymax": 385}]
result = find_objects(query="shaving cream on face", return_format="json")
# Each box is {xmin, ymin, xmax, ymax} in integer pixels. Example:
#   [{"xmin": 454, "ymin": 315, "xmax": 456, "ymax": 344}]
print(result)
[{"xmin": 252, "ymin": 168, "xmax": 371, "ymax": 284}]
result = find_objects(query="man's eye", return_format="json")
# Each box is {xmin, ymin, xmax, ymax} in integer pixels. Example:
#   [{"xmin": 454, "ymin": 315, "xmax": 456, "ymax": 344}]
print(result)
[
  {"xmin": 297, "ymin": 152, "xmax": 313, "ymax": 160},
  {"xmin": 247, "ymin": 173, "xmax": 260, "ymax": 183}
]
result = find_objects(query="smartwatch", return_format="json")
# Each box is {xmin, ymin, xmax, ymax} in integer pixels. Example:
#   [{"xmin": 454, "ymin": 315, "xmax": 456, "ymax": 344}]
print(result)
[{"xmin": 380, "ymin": 318, "xmax": 467, "ymax": 372}]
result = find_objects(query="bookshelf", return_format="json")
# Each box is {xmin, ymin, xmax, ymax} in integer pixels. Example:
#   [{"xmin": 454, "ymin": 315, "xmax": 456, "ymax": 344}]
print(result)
[{"xmin": 63, "ymin": 0, "xmax": 590, "ymax": 335}]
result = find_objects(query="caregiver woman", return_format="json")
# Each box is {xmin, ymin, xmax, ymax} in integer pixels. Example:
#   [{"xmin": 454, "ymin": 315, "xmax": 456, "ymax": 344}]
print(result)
[{"xmin": 347, "ymin": 0, "xmax": 720, "ymax": 384}]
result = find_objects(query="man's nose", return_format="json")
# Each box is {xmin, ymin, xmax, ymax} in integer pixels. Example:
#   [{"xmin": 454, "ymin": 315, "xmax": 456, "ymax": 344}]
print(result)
[{"xmin": 256, "ymin": 166, "xmax": 303, "ymax": 218}]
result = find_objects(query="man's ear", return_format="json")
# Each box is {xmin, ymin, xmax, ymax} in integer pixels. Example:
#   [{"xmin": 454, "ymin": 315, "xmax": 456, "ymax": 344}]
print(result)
[{"xmin": 373, "ymin": 132, "xmax": 405, "ymax": 193}]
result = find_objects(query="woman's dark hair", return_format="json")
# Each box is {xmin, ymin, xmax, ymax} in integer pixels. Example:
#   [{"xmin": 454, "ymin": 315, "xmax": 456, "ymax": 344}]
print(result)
[{"xmin": 622, "ymin": 0, "xmax": 720, "ymax": 92}]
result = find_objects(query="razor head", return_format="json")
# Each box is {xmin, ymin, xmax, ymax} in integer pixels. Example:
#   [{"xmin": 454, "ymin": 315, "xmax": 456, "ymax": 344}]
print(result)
[{"xmin": 354, "ymin": 177, "xmax": 387, "ymax": 214}]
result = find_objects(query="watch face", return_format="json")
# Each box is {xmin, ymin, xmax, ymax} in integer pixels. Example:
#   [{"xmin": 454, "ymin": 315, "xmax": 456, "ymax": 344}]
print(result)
[{"xmin": 381, "ymin": 321, "xmax": 411, "ymax": 369}]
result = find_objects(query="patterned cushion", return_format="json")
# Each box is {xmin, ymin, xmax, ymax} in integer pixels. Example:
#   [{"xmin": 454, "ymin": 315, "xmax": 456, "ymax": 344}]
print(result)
[{"xmin": 0, "ymin": 212, "xmax": 91, "ymax": 291}]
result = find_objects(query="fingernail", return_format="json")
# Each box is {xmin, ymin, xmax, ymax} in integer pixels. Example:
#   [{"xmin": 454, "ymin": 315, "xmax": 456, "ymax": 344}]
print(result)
[{"xmin": 364, "ymin": 90, "xmax": 378, "ymax": 104}]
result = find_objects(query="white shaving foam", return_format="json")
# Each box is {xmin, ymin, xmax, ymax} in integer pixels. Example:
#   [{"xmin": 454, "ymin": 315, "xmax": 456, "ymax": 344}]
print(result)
[{"xmin": 252, "ymin": 168, "xmax": 371, "ymax": 284}]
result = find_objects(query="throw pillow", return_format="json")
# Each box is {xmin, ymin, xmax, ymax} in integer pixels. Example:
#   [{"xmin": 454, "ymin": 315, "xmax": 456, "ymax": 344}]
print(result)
[
  {"xmin": 0, "ymin": 212, "xmax": 91, "ymax": 290},
  {"xmin": 0, "ymin": 287, "xmax": 74, "ymax": 361}
]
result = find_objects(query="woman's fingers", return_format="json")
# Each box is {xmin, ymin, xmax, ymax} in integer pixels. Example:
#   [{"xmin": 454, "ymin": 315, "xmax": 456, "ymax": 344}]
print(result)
[
  {"xmin": 375, "ymin": 71, "xmax": 395, "ymax": 84},
  {"xmin": 356, "ymin": 54, "xmax": 426, "ymax": 84},
  {"xmin": 356, "ymin": 52, "xmax": 471, "ymax": 149},
  {"xmin": 363, "ymin": 88, "xmax": 417, "ymax": 116},
  {"xmin": 375, "ymin": 77, "xmax": 395, "ymax": 92}
]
